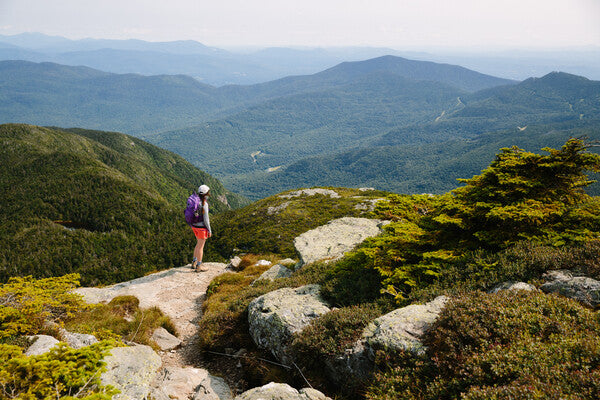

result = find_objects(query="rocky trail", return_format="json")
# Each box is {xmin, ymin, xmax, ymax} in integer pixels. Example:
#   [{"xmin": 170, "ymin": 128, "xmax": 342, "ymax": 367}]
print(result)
[{"xmin": 75, "ymin": 262, "xmax": 232, "ymax": 398}]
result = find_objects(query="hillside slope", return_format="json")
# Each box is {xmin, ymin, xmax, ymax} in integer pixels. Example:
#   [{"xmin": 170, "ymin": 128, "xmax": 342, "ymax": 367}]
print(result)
[
  {"xmin": 220, "ymin": 72, "xmax": 600, "ymax": 198},
  {"xmin": 150, "ymin": 73, "xmax": 465, "ymax": 175},
  {"xmin": 0, "ymin": 124, "xmax": 247, "ymax": 285},
  {"xmin": 0, "ymin": 61, "xmax": 232, "ymax": 134},
  {"xmin": 228, "ymin": 120, "xmax": 600, "ymax": 199}
]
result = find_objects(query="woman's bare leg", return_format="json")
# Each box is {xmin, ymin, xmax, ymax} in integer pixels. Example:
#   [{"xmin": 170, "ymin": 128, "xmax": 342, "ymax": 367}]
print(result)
[{"xmin": 194, "ymin": 237, "xmax": 206, "ymax": 263}]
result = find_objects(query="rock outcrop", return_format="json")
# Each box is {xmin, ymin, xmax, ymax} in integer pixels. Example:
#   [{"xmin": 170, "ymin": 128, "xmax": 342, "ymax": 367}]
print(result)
[
  {"xmin": 100, "ymin": 344, "xmax": 162, "ymax": 400},
  {"xmin": 294, "ymin": 217, "xmax": 386, "ymax": 267},
  {"xmin": 234, "ymin": 382, "xmax": 331, "ymax": 400},
  {"xmin": 253, "ymin": 263, "xmax": 294, "ymax": 284},
  {"xmin": 540, "ymin": 270, "xmax": 600, "ymax": 308},
  {"xmin": 324, "ymin": 296, "xmax": 449, "ymax": 383},
  {"xmin": 150, "ymin": 366, "xmax": 232, "ymax": 400},
  {"xmin": 75, "ymin": 264, "xmax": 228, "ymax": 337},
  {"xmin": 362, "ymin": 295, "xmax": 448, "ymax": 355},
  {"xmin": 489, "ymin": 281, "xmax": 537, "ymax": 293},
  {"xmin": 25, "ymin": 335, "xmax": 60, "ymax": 356},
  {"xmin": 279, "ymin": 188, "xmax": 340, "ymax": 199},
  {"xmin": 248, "ymin": 284, "xmax": 331, "ymax": 364}
]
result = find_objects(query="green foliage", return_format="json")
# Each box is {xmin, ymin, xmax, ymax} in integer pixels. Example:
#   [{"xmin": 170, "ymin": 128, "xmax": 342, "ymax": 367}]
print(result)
[
  {"xmin": 366, "ymin": 291, "xmax": 600, "ymax": 400},
  {"xmin": 432, "ymin": 138, "xmax": 600, "ymax": 249},
  {"xmin": 0, "ymin": 275, "xmax": 120, "ymax": 400},
  {"xmin": 0, "ymin": 124, "xmax": 247, "ymax": 285},
  {"xmin": 0, "ymin": 274, "xmax": 86, "ymax": 339},
  {"xmin": 0, "ymin": 342, "xmax": 118, "ymax": 400},
  {"xmin": 407, "ymin": 240, "xmax": 600, "ymax": 303},
  {"xmin": 325, "ymin": 140, "xmax": 600, "ymax": 305}
]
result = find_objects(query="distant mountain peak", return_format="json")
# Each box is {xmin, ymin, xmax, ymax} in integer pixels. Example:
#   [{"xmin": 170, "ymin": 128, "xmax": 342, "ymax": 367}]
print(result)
[{"xmin": 319, "ymin": 55, "xmax": 515, "ymax": 92}]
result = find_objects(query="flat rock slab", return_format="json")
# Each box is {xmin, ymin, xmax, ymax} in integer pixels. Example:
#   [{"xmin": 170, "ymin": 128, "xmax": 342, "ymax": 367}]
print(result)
[
  {"xmin": 75, "ymin": 264, "xmax": 228, "ymax": 338},
  {"xmin": 234, "ymin": 382, "xmax": 331, "ymax": 400},
  {"xmin": 362, "ymin": 295, "xmax": 448, "ymax": 355},
  {"xmin": 150, "ymin": 366, "xmax": 232, "ymax": 400},
  {"xmin": 248, "ymin": 284, "xmax": 331, "ymax": 364},
  {"xmin": 151, "ymin": 327, "xmax": 182, "ymax": 351},
  {"xmin": 541, "ymin": 269, "xmax": 600, "ymax": 308},
  {"xmin": 294, "ymin": 217, "xmax": 386, "ymax": 267},
  {"xmin": 101, "ymin": 344, "xmax": 162, "ymax": 400}
]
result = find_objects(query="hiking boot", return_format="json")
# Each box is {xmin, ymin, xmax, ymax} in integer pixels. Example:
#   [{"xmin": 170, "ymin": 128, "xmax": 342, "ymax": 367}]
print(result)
[{"xmin": 195, "ymin": 262, "xmax": 208, "ymax": 272}]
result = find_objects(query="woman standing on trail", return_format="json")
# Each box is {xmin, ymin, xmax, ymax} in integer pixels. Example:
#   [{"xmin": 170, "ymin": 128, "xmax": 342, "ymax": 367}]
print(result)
[{"xmin": 185, "ymin": 184, "xmax": 212, "ymax": 272}]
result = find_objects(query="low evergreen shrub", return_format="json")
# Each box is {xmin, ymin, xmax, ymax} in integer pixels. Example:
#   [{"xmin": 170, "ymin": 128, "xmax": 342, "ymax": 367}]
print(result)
[
  {"xmin": 367, "ymin": 290, "xmax": 600, "ymax": 400},
  {"xmin": 0, "ymin": 274, "xmax": 86, "ymax": 339},
  {"xmin": 0, "ymin": 275, "xmax": 120, "ymax": 399}
]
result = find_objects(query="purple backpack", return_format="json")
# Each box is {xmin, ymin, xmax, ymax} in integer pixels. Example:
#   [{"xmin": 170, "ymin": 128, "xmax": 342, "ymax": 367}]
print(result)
[{"xmin": 184, "ymin": 192, "xmax": 203, "ymax": 226}]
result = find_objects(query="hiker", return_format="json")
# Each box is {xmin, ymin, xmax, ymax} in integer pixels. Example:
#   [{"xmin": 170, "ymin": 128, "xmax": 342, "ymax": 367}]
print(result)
[{"xmin": 185, "ymin": 184, "xmax": 212, "ymax": 272}]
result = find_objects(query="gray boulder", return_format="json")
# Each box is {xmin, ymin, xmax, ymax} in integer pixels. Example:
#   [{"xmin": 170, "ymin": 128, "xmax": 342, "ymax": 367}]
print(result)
[
  {"xmin": 253, "ymin": 264, "xmax": 293, "ymax": 284},
  {"xmin": 324, "ymin": 296, "xmax": 449, "ymax": 384},
  {"xmin": 25, "ymin": 335, "xmax": 60, "ymax": 356},
  {"xmin": 248, "ymin": 284, "xmax": 331, "ymax": 364},
  {"xmin": 193, "ymin": 373, "xmax": 233, "ymax": 400},
  {"xmin": 489, "ymin": 281, "xmax": 537, "ymax": 293},
  {"xmin": 234, "ymin": 382, "xmax": 331, "ymax": 400},
  {"xmin": 228, "ymin": 256, "xmax": 242, "ymax": 270},
  {"xmin": 100, "ymin": 344, "xmax": 162, "ymax": 400},
  {"xmin": 540, "ymin": 270, "xmax": 600, "ymax": 308},
  {"xmin": 150, "ymin": 366, "xmax": 232, "ymax": 400},
  {"xmin": 59, "ymin": 328, "xmax": 98, "ymax": 349},
  {"xmin": 362, "ymin": 295, "xmax": 449, "ymax": 356},
  {"xmin": 294, "ymin": 217, "xmax": 386, "ymax": 267},
  {"xmin": 151, "ymin": 327, "xmax": 182, "ymax": 351},
  {"xmin": 278, "ymin": 258, "xmax": 297, "ymax": 267}
]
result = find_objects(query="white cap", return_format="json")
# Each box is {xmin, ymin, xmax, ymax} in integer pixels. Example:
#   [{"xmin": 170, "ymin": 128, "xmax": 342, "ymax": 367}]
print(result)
[{"xmin": 198, "ymin": 184, "xmax": 210, "ymax": 195}]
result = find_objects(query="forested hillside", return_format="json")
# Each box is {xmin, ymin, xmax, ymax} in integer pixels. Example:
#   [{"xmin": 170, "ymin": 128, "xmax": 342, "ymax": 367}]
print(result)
[
  {"xmin": 150, "ymin": 73, "xmax": 465, "ymax": 176},
  {"xmin": 219, "ymin": 72, "xmax": 600, "ymax": 198},
  {"xmin": 228, "ymin": 120, "xmax": 600, "ymax": 198},
  {"xmin": 0, "ymin": 124, "xmax": 247, "ymax": 285},
  {"xmin": 0, "ymin": 61, "xmax": 233, "ymax": 134}
]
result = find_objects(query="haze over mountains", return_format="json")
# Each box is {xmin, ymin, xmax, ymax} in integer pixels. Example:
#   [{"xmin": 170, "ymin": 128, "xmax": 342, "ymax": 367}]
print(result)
[
  {"xmin": 1, "ymin": 33, "xmax": 599, "ymax": 199},
  {"xmin": 1, "ymin": 33, "xmax": 599, "ymax": 85}
]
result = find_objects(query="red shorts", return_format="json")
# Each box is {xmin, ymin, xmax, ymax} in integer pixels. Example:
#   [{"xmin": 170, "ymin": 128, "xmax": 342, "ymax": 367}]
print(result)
[{"xmin": 191, "ymin": 227, "xmax": 210, "ymax": 239}]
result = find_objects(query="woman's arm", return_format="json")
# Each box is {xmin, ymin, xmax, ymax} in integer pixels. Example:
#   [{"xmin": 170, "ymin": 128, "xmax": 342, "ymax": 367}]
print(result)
[{"xmin": 203, "ymin": 202, "xmax": 212, "ymax": 235}]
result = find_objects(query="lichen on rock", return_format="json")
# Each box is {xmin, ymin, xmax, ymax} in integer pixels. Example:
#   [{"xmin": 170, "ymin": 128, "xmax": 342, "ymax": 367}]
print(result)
[{"xmin": 248, "ymin": 284, "xmax": 331, "ymax": 364}]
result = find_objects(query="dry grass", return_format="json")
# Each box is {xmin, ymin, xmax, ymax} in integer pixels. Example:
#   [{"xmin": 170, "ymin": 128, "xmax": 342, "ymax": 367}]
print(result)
[{"xmin": 64, "ymin": 295, "xmax": 176, "ymax": 350}]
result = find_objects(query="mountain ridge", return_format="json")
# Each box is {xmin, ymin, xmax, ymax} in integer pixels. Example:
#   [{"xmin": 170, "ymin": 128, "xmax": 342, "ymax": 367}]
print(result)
[{"xmin": 0, "ymin": 123, "xmax": 247, "ymax": 285}]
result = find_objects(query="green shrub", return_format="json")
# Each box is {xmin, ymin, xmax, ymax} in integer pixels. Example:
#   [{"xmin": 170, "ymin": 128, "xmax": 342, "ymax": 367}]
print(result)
[
  {"xmin": 0, "ymin": 341, "xmax": 118, "ymax": 400},
  {"xmin": 367, "ymin": 290, "xmax": 600, "ymax": 400},
  {"xmin": 292, "ymin": 304, "xmax": 381, "ymax": 363},
  {"xmin": 0, "ymin": 274, "xmax": 87, "ymax": 339},
  {"xmin": 326, "ymin": 140, "xmax": 600, "ymax": 306},
  {"xmin": 407, "ymin": 240, "xmax": 600, "ymax": 304}
]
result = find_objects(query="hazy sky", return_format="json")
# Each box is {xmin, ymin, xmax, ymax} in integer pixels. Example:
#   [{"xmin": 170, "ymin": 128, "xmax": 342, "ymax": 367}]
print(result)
[{"xmin": 1, "ymin": 0, "xmax": 599, "ymax": 48}]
